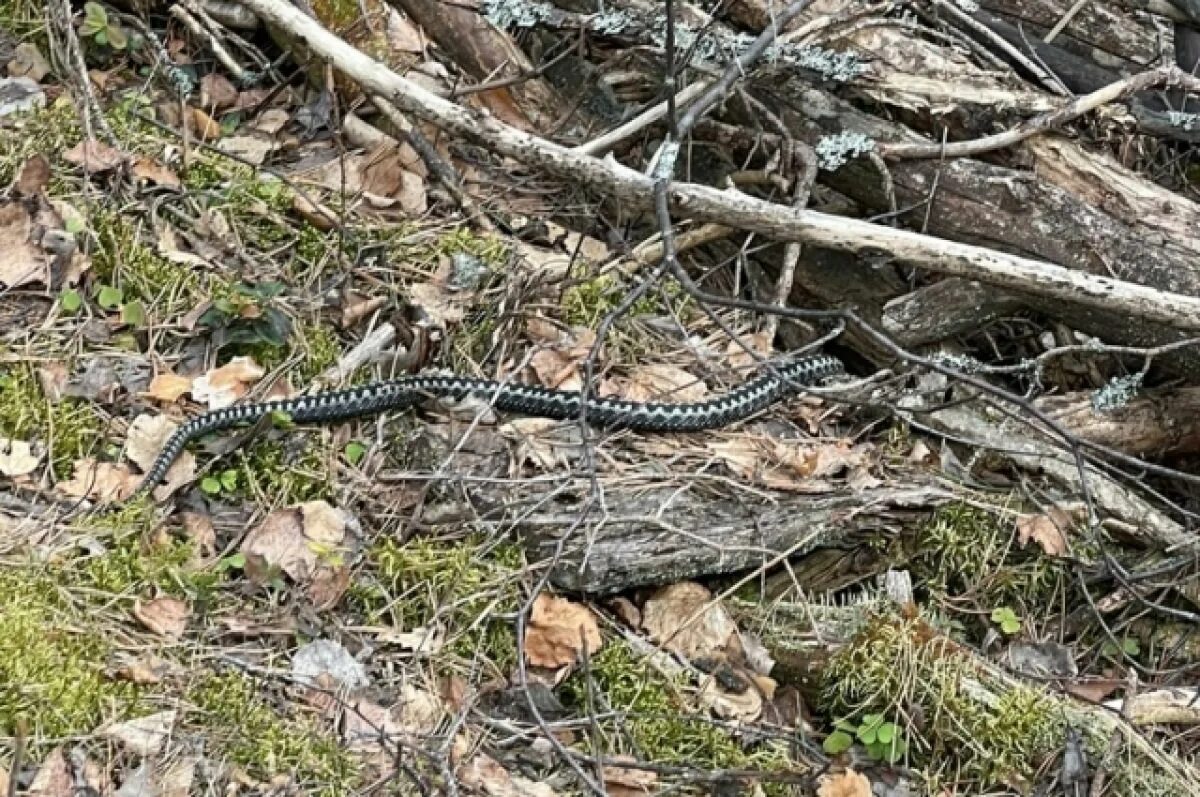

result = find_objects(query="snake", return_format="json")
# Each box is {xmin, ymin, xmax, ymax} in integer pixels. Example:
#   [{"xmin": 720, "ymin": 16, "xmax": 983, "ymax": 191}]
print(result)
[{"xmin": 129, "ymin": 353, "xmax": 845, "ymax": 502}]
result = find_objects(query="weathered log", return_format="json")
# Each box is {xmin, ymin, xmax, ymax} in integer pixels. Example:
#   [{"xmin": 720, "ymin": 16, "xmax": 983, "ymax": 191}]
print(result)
[{"xmin": 518, "ymin": 483, "xmax": 953, "ymax": 594}]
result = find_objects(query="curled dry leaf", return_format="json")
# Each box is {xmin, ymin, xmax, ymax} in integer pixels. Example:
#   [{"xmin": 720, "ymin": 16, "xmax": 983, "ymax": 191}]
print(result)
[
  {"xmin": 343, "ymin": 685, "xmax": 445, "ymax": 750},
  {"xmin": 241, "ymin": 501, "xmax": 357, "ymax": 604},
  {"xmin": 641, "ymin": 582, "xmax": 736, "ymax": 661},
  {"xmin": 133, "ymin": 596, "xmax": 190, "ymax": 639},
  {"xmin": 27, "ymin": 747, "xmax": 71, "ymax": 797},
  {"xmin": 621, "ymin": 364, "xmax": 708, "ymax": 403},
  {"xmin": 525, "ymin": 593, "xmax": 602, "ymax": 669},
  {"xmin": 15, "ymin": 153, "xmax": 50, "ymax": 196},
  {"xmin": 457, "ymin": 750, "xmax": 560, "ymax": 797},
  {"xmin": 0, "ymin": 437, "xmax": 39, "ymax": 477},
  {"xmin": 130, "ymin": 156, "xmax": 181, "ymax": 189},
  {"xmin": 697, "ymin": 675, "xmax": 763, "ymax": 720},
  {"xmin": 602, "ymin": 756, "xmax": 657, "ymax": 797},
  {"xmin": 143, "ymin": 372, "xmax": 193, "ymax": 403},
  {"xmin": 816, "ymin": 769, "xmax": 872, "ymax": 797},
  {"xmin": 58, "ymin": 458, "xmax": 139, "ymax": 504},
  {"xmin": 1016, "ymin": 507, "xmax": 1077, "ymax": 557},
  {"xmin": 62, "ymin": 138, "xmax": 127, "ymax": 172},
  {"xmin": 191, "ymin": 356, "xmax": 264, "ymax": 409},
  {"xmin": 124, "ymin": 413, "xmax": 195, "ymax": 499},
  {"xmin": 0, "ymin": 200, "xmax": 50, "ymax": 288},
  {"xmin": 102, "ymin": 710, "xmax": 177, "ymax": 757}
]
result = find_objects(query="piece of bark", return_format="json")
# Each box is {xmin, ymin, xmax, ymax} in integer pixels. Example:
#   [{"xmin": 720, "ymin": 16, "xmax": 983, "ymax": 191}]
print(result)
[
  {"xmin": 520, "ymin": 484, "xmax": 955, "ymax": 594},
  {"xmin": 388, "ymin": 0, "xmax": 562, "ymax": 132},
  {"xmin": 1036, "ymin": 387, "xmax": 1200, "ymax": 457},
  {"xmin": 881, "ymin": 279, "xmax": 1025, "ymax": 347}
]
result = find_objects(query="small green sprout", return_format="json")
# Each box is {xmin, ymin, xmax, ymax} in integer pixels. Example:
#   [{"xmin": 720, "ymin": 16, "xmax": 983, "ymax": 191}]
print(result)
[{"xmin": 991, "ymin": 606, "xmax": 1021, "ymax": 635}]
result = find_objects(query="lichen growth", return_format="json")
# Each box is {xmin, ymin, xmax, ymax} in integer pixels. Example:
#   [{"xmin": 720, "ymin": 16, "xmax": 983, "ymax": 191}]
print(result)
[{"xmin": 188, "ymin": 671, "xmax": 357, "ymax": 794}]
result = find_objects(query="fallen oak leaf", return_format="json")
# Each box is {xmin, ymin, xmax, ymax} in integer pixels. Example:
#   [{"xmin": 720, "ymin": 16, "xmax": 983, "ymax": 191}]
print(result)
[
  {"xmin": 525, "ymin": 593, "xmax": 602, "ymax": 669},
  {"xmin": 58, "ymin": 458, "xmax": 139, "ymax": 503},
  {"xmin": 133, "ymin": 596, "xmax": 190, "ymax": 639},
  {"xmin": 143, "ymin": 372, "xmax": 193, "ymax": 403}
]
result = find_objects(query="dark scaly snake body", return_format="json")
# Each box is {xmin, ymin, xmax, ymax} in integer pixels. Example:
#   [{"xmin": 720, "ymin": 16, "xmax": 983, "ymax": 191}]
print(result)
[{"xmin": 132, "ymin": 353, "xmax": 844, "ymax": 501}]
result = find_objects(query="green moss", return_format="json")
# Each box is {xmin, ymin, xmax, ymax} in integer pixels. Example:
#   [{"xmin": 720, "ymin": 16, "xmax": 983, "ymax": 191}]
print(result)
[
  {"xmin": 561, "ymin": 271, "xmax": 673, "ymax": 328},
  {"xmin": 822, "ymin": 609, "xmax": 1065, "ymax": 791},
  {"xmin": 912, "ymin": 502, "xmax": 1067, "ymax": 623},
  {"xmin": 561, "ymin": 642, "xmax": 792, "ymax": 774},
  {"xmin": 188, "ymin": 671, "xmax": 357, "ymax": 794},
  {"xmin": 0, "ymin": 565, "xmax": 141, "ymax": 739},
  {"xmin": 239, "ymin": 437, "xmax": 334, "ymax": 505},
  {"xmin": 354, "ymin": 536, "xmax": 524, "ymax": 670},
  {"xmin": 0, "ymin": 364, "xmax": 102, "ymax": 477},
  {"xmin": 0, "ymin": 101, "xmax": 80, "ymax": 186}
]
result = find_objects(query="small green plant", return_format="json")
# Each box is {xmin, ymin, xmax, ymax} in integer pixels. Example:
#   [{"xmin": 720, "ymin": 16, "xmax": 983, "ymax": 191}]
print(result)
[
  {"xmin": 201, "ymin": 468, "xmax": 240, "ymax": 497},
  {"xmin": 96, "ymin": 283, "xmax": 123, "ymax": 310},
  {"xmin": 991, "ymin": 606, "xmax": 1021, "ymax": 635},
  {"xmin": 59, "ymin": 288, "xmax": 83, "ymax": 313},
  {"xmin": 343, "ymin": 440, "xmax": 366, "ymax": 466},
  {"xmin": 79, "ymin": 2, "xmax": 128, "ymax": 50},
  {"xmin": 1101, "ymin": 636, "xmax": 1140, "ymax": 659},
  {"xmin": 825, "ymin": 713, "xmax": 909, "ymax": 763},
  {"xmin": 198, "ymin": 281, "xmax": 292, "ymax": 351}
]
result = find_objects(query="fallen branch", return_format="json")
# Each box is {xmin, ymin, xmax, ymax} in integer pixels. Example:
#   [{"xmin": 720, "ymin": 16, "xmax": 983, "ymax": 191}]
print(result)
[{"xmin": 237, "ymin": 0, "xmax": 1200, "ymax": 334}]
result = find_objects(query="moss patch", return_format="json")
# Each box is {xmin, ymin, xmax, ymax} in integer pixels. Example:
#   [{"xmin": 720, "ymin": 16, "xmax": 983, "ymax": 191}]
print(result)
[
  {"xmin": 0, "ymin": 364, "xmax": 102, "ymax": 477},
  {"xmin": 0, "ymin": 565, "xmax": 141, "ymax": 740},
  {"xmin": 352, "ymin": 536, "xmax": 524, "ymax": 670},
  {"xmin": 188, "ymin": 671, "xmax": 357, "ymax": 794}
]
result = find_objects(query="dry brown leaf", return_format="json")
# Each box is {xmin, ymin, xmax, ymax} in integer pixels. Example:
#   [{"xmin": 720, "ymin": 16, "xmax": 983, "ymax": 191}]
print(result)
[
  {"xmin": 190, "ymin": 106, "xmax": 222, "ymax": 140},
  {"xmin": 15, "ymin": 153, "xmax": 50, "ymax": 196},
  {"xmin": 395, "ymin": 169, "xmax": 427, "ymax": 215},
  {"xmin": 525, "ymin": 593, "xmax": 602, "ymax": 669},
  {"xmin": 0, "ymin": 201, "xmax": 49, "ymax": 287},
  {"xmin": 529, "ymin": 348, "xmax": 581, "ymax": 391},
  {"xmin": 58, "ymin": 458, "xmax": 139, "ymax": 503},
  {"xmin": 698, "ymin": 676, "xmax": 763, "ymax": 720},
  {"xmin": 502, "ymin": 417, "xmax": 583, "ymax": 471},
  {"xmin": 63, "ymin": 138, "xmax": 127, "ymax": 172},
  {"xmin": 112, "ymin": 653, "xmax": 177, "ymax": 685},
  {"xmin": 0, "ymin": 437, "xmax": 39, "ymax": 477},
  {"xmin": 408, "ymin": 281, "xmax": 465, "ymax": 326},
  {"xmin": 143, "ymin": 373, "xmax": 193, "ymax": 403},
  {"xmin": 27, "ymin": 747, "xmax": 71, "ymax": 797},
  {"xmin": 344, "ymin": 685, "xmax": 444, "ymax": 751},
  {"xmin": 1016, "ymin": 509, "xmax": 1074, "ymax": 557},
  {"xmin": 180, "ymin": 511, "xmax": 217, "ymax": 555},
  {"xmin": 250, "ymin": 106, "xmax": 291, "ymax": 134},
  {"xmin": 622, "ymin": 364, "xmax": 707, "ymax": 403},
  {"xmin": 133, "ymin": 596, "xmax": 190, "ymax": 638},
  {"xmin": 242, "ymin": 508, "xmax": 312, "ymax": 580},
  {"xmin": 641, "ymin": 582, "xmax": 736, "ymax": 660},
  {"xmin": 102, "ymin": 710, "xmax": 177, "ymax": 756},
  {"xmin": 456, "ymin": 750, "xmax": 559, "ymax": 797},
  {"xmin": 1064, "ymin": 677, "xmax": 1123, "ymax": 704},
  {"xmin": 386, "ymin": 12, "xmax": 425, "ymax": 51},
  {"xmin": 130, "ymin": 156, "xmax": 181, "ymax": 188},
  {"xmin": 725, "ymin": 331, "xmax": 774, "ymax": 372},
  {"xmin": 124, "ymin": 413, "xmax": 195, "ymax": 499},
  {"xmin": 602, "ymin": 756, "xmax": 656, "ymax": 797},
  {"xmin": 816, "ymin": 769, "xmax": 872, "ymax": 797},
  {"xmin": 242, "ymin": 501, "xmax": 355, "ymax": 588},
  {"xmin": 8, "ymin": 42, "xmax": 51, "ymax": 81},
  {"xmin": 191, "ymin": 356, "xmax": 264, "ymax": 409},
  {"xmin": 301, "ymin": 500, "xmax": 351, "ymax": 544},
  {"xmin": 200, "ymin": 72, "xmax": 238, "ymax": 110}
]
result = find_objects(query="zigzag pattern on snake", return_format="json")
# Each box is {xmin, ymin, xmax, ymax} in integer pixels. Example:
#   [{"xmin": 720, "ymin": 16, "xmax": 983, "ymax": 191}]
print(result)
[{"xmin": 131, "ymin": 353, "xmax": 845, "ymax": 501}]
